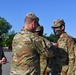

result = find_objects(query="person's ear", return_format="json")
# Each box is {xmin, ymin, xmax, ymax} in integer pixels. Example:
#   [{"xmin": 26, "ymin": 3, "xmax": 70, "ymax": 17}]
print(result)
[
  {"xmin": 31, "ymin": 20, "xmax": 35, "ymax": 28},
  {"xmin": 32, "ymin": 20, "xmax": 35, "ymax": 25},
  {"xmin": 61, "ymin": 25, "xmax": 64, "ymax": 30}
]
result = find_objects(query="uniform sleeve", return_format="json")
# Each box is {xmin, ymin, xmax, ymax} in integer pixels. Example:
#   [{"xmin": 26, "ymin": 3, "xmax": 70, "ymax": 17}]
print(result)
[
  {"xmin": 34, "ymin": 38, "xmax": 56, "ymax": 58},
  {"xmin": 61, "ymin": 38, "xmax": 75, "ymax": 72}
]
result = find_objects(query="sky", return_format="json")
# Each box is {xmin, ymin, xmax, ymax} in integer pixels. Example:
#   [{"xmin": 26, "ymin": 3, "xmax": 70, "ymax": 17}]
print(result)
[{"xmin": 0, "ymin": 0, "xmax": 76, "ymax": 38}]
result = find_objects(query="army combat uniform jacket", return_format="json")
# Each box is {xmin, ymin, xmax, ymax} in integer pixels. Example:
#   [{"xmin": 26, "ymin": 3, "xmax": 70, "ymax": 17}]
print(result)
[
  {"xmin": 10, "ymin": 28, "xmax": 55, "ymax": 75},
  {"xmin": 51, "ymin": 32, "xmax": 75, "ymax": 75}
]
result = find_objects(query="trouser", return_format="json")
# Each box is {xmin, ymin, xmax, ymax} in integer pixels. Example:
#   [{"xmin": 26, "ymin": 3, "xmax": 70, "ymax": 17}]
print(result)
[{"xmin": 50, "ymin": 72, "xmax": 75, "ymax": 75}]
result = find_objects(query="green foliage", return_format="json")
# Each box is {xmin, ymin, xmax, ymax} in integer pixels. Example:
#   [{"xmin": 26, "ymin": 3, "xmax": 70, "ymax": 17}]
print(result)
[
  {"xmin": 74, "ymin": 38, "xmax": 76, "ymax": 40},
  {"xmin": 0, "ymin": 17, "xmax": 15, "ymax": 49},
  {"xmin": 0, "ymin": 31, "xmax": 16, "ymax": 49},
  {"xmin": 0, "ymin": 17, "xmax": 12, "ymax": 33},
  {"xmin": 6, "ymin": 31, "xmax": 16, "ymax": 49},
  {"xmin": 43, "ymin": 33, "xmax": 56, "ymax": 42}
]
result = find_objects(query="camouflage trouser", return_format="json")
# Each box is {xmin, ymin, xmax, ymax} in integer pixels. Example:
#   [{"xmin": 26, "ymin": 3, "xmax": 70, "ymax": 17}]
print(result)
[
  {"xmin": 11, "ymin": 71, "xmax": 39, "ymax": 75},
  {"xmin": 11, "ymin": 70, "xmax": 24, "ymax": 75},
  {"xmin": 0, "ymin": 65, "xmax": 2, "ymax": 75},
  {"xmin": 51, "ymin": 72, "xmax": 75, "ymax": 75},
  {"xmin": 10, "ymin": 69, "xmax": 40, "ymax": 75},
  {"xmin": 40, "ymin": 55, "xmax": 48, "ymax": 75}
]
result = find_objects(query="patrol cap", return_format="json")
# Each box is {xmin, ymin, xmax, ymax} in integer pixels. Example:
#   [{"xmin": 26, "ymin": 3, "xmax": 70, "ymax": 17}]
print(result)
[
  {"xmin": 51, "ymin": 19, "xmax": 65, "ymax": 28},
  {"xmin": 35, "ymin": 26, "xmax": 44, "ymax": 32},
  {"xmin": 26, "ymin": 12, "xmax": 39, "ymax": 22}
]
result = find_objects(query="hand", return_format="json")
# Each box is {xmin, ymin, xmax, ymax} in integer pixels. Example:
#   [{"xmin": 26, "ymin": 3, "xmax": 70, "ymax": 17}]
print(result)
[
  {"xmin": 0, "ymin": 60, "xmax": 6, "ymax": 64},
  {"xmin": 43, "ymin": 71, "xmax": 48, "ymax": 75},
  {"xmin": 52, "ymin": 42, "xmax": 58, "ymax": 48},
  {"xmin": 0, "ymin": 57, "xmax": 8, "ymax": 64},
  {"xmin": 61, "ymin": 71, "xmax": 67, "ymax": 75}
]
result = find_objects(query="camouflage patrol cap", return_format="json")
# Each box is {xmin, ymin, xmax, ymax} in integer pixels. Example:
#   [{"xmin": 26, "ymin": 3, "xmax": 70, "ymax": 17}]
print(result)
[
  {"xmin": 35, "ymin": 26, "xmax": 44, "ymax": 32},
  {"xmin": 51, "ymin": 19, "xmax": 65, "ymax": 28},
  {"xmin": 26, "ymin": 12, "xmax": 39, "ymax": 22}
]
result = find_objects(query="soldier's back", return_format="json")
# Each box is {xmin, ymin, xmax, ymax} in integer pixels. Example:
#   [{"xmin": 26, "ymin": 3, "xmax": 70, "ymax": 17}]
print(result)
[{"xmin": 11, "ymin": 29, "xmax": 41, "ymax": 75}]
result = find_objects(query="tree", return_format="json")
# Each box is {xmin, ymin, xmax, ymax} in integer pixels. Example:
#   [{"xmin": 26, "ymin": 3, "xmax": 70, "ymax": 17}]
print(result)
[
  {"xmin": 0, "ymin": 17, "xmax": 12, "ymax": 47},
  {"xmin": 5, "ymin": 31, "xmax": 16, "ymax": 49},
  {"xmin": 43, "ymin": 33, "xmax": 56, "ymax": 42},
  {"xmin": 0, "ymin": 17, "xmax": 12, "ymax": 33},
  {"xmin": 0, "ymin": 30, "xmax": 16, "ymax": 49}
]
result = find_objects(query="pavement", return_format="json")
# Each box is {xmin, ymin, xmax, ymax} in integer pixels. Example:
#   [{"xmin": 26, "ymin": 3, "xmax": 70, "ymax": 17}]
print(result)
[{"xmin": 2, "ymin": 50, "xmax": 12, "ymax": 75}]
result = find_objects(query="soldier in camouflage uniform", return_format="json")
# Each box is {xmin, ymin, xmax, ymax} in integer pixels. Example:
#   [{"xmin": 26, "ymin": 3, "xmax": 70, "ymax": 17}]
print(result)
[
  {"xmin": 50, "ymin": 19, "xmax": 75, "ymax": 75},
  {"xmin": 10, "ymin": 12, "xmax": 56, "ymax": 75},
  {"xmin": 35, "ymin": 26, "xmax": 51, "ymax": 75}
]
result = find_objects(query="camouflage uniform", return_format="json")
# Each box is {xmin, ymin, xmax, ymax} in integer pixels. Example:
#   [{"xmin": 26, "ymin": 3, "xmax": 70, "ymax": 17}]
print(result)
[
  {"xmin": 10, "ymin": 13, "xmax": 55, "ymax": 75},
  {"xmin": 50, "ymin": 19, "xmax": 75, "ymax": 75},
  {"xmin": 35, "ymin": 26, "xmax": 55, "ymax": 75},
  {"xmin": 35, "ymin": 26, "xmax": 43, "ymax": 36},
  {"xmin": 35, "ymin": 26, "xmax": 46, "ymax": 75}
]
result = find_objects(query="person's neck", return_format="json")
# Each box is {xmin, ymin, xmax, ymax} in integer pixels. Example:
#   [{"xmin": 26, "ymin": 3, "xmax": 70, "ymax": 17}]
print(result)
[
  {"xmin": 24, "ymin": 25, "xmax": 35, "ymax": 33},
  {"xmin": 24, "ymin": 25, "xmax": 30, "ymax": 30},
  {"xmin": 60, "ymin": 32, "xmax": 65, "ymax": 38}
]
